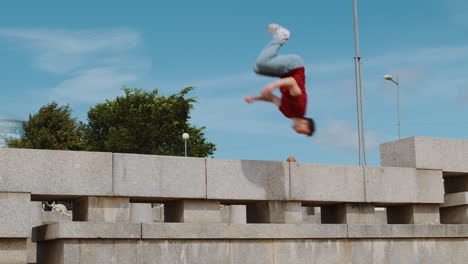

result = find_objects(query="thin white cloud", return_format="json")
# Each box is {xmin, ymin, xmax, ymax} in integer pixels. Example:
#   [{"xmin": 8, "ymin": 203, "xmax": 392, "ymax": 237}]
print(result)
[
  {"xmin": 0, "ymin": 27, "xmax": 150, "ymax": 104},
  {"xmin": 52, "ymin": 67, "xmax": 140, "ymax": 103},
  {"xmin": 313, "ymin": 120, "xmax": 386, "ymax": 153},
  {"xmin": 0, "ymin": 28, "xmax": 142, "ymax": 74}
]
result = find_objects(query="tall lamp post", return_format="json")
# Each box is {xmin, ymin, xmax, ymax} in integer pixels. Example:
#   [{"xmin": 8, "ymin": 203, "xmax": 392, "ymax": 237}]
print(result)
[
  {"xmin": 383, "ymin": 75, "xmax": 401, "ymax": 139},
  {"xmin": 182, "ymin": 133, "xmax": 189, "ymax": 157},
  {"xmin": 353, "ymin": 0, "xmax": 367, "ymax": 166}
]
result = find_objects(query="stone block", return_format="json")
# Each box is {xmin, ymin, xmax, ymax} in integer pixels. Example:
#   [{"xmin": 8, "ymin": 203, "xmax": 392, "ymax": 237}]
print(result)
[
  {"xmin": 444, "ymin": 176, "xmax": 468, "ymax": 193},
  {"xmin": 274, "ymin": 240, "xmax": 351, "ymax": 264},
  {"xmin": 32, "ymin": 222, "xmax": 141, "ymax": 242},
  {"xmin": 73, "ymin": 196, "xmax": 130, "ymax": 222},
  {"xmin": 440, "ymin": 205, "xmax": 468, "ymax": 224},
  {"xmin": 0, "ymin": 238, "xmax": 28, "ymax": 264},
  {"xmin": 139, "ymin": 240, "xmax": 230, "ymax": 264},
  {"xmin": 230, "ymin": 205, "xmax": 247, "ymax": 224},
  {"xmin": 290, "ymin": 163, "xmax": 365, "ymax": 202},
  {"xmin": 442, "ymin": 192, "xmax": 468, "ymax": 208},
  {"xmin": 130, "ymin": 203, "xmax": 153, "ymax": 223},
  {"xmin": 380, "ymin": 137, "xmax": 468, "ymax": 173},
  {"xmin": 164, "ymin": 200, "xmax": 222, "ymax": 223},
  {"xmin": 365, "ymin": 167, "xmax": 444, "ymax": 204},
  {"xmin": 387, "ymin": 204, "xmax": 440, "ymax": 224},
  {"xmin": 206, "ymin": 159, "xmax": 289, "ymax": 200},
  {"xmin": 0, "ymin": 192, "xmax": 30, "ymax": 238},
  {"xmin": 247, "ymin": 201, "xmax": 302, "ymax": 224},
  {"xmin": 142, "ymin": 223, "xmax": 347, "ymax": 239},
  {"xmin": 113, "ymin": 153, "xmax": 206, "ymax": 198},
  {"xmin": 321, "ymin": 203, "xmax": 377, "ymax": 224},
  {"xmin": 0, "ymin": 148, "xmax": 112, "ymax": 195}
]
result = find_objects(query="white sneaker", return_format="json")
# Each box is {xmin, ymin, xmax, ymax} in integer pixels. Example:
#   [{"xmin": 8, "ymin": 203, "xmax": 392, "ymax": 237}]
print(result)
[{"xmin": 267, "ymin": 23, "xmax": 290, "ymax": 43}]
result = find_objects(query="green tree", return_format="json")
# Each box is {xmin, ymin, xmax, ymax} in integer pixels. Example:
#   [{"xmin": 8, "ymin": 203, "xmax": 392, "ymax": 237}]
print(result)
[
  {"xmin": 85, "ymin": 87, "xmax": 216, "ymax": 157},
  {"xmin": 8, "ymin": 102, "xmax": 86, "ymax": 150}
]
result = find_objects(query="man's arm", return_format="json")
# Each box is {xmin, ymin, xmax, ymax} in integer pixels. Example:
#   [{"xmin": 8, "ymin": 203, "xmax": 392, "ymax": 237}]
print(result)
[{"xmin": 261, "ymin": 77, "xmax": 301, "ymax": 97}]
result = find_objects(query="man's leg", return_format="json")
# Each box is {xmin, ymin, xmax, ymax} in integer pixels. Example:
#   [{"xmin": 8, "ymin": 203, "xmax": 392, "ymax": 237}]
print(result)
[{"xmin": 254, "ymin": 40, "xmax": 305, "ymax": 77}]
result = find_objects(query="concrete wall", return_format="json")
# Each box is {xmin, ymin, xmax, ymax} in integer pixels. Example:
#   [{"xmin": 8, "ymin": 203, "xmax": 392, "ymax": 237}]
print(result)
[{"xmin": 1, "ymin": 136, "xmax": 468, "ymax": 263}]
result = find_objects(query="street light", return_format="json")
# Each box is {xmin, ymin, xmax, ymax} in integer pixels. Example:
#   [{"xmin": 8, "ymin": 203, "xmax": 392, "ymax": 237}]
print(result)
[
  {"xmin": 182, "ymin": 133, "xmax": 189, "ymax": 157},
  {"xmin": 383, "ymin": 75, "xmax": 401, "ymax": 139}
]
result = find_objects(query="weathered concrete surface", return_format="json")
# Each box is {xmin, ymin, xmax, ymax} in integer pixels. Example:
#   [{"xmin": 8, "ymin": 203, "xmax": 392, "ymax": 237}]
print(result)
[
  {"xmin": 442, "ymin": 192, "xmax": 468, "ymax": 208},
  {"xmin": 73, "ymin": 196, "xmax": 130, "ymax": 222},
  {"xmin": 380, "ymin": 136, "xmax": 468, "ymax": 173},
  {"xmin": 387, "ymin": 204, "xmax": 440, "ymax": 224},
  {"xmin": 32, "ymin": 222, "xmax": 141, "ymax": 242},
  {"xmin": 142, "ymin": 223, "xmax": 347, "ymax": 239},
  {"xmin": 0, "ymin": 239, "xmax": 28, "ymax": 264},
  {"xmin": 247, "ymin": 201, "xmax": 302, "ymax": 224},
  {"xmin": 347, "ymin": 224, "xmax": 468, "ymax": 238},
  {"xmin": 35, "ymin": 238, "xmax": 468, "ymax": 264},
  {"xmin": 164, "ymin": 200, "xmax": 223, "ymax": 223},
  {"xmin": 0, "ymin": 192, "xmax": 30, "ymax": 238},
  {"xmin": 206, "ymin": 159, "xmax": 290, "ymax": 200},
  {"xmin": 113, "ymin": 153, "xmax": 206, "ymax": 198},
  {"xmin": 290, "ymin": 163, "xmax": 365, "ymax": 202},
  {"xmin": 273, "ymin": 239, "xmax": 468, "ymax": 264},
  {"xmin": 441, "ymin": 205, "xmax": 468, "ymax": 224},
  {"xmin": 0, "ymin": 148, "xmax": 112, "ymax": 195},
  {"xmin": 365, "ymin": 167, "xmax": 444, "ymax": 204}
]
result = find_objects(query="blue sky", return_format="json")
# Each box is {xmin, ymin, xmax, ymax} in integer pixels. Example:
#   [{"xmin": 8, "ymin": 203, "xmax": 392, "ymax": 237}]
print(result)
[{"xmin": 1, "ymin": 0, "xmax": 468, "ymax": 165}]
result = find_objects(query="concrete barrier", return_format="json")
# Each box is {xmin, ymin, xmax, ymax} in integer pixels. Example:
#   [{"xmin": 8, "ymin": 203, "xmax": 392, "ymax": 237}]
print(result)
[{"xmin": 380, "ymin": 136, "xmax": 468, "ymax": 173}]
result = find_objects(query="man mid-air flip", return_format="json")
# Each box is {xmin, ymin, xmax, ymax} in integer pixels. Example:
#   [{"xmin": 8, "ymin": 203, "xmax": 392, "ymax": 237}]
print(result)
[{"xmin": 245, "ymin": 24, "xmax": 315, "ymax": 136}]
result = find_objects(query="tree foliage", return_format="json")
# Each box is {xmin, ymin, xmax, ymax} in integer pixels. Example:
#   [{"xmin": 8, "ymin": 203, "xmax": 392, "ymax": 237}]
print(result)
[
  {"xmin": 84, "ymin": 87, "xmax": 216, "ymax": 157},
  {"xmin": 7, "ymin": 102, "xmax": 86, "ymax": 150}
]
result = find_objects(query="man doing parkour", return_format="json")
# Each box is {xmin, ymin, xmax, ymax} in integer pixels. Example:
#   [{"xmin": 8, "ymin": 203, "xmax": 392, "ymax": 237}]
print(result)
[{"xmin": 245, "ymin": 24, "xmax": 315, "ymax": 136}]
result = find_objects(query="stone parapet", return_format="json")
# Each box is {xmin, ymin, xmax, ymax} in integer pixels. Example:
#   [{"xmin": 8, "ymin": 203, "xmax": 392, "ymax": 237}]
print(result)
[{"xmin": 380, "ymin": 136, "xmax": 468, "ymax": 173}]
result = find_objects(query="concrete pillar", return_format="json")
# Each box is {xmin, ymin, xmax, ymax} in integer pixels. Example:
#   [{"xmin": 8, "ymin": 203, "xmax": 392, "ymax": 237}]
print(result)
[
  {"xmin": 0, "ymin": 192, "xmax": 30, "ymax": 263},
  {"xmin": 441, "ymin": 205, "xmax": 468, "ymax": 224},
  {"xmin": 164, "ymin": 200, "xmax": 222, "ymax": 223},
  {"xmin": 387, "ymin": 204, "xmax": 440, "ymax": 224},
  {"xmin": 321, "ymin": 203, "xmax": 377, "ymax": 224},
  {"xmin": 130, "ymin": 203, "xmax": 153, "ymax": 223},
  {"xmin": 444, "ymin": 175, "xmax": 468, "ymax": 193},
  {"xmin": 247, "ymin": 201, "xmax": 302, "ymax": 224},
  {"xmin": 72, "ymin": 197, "xmax": 130, "ymax": 222},
  {"xmin": 229, "ymin": 205, "xmax": 247, "ymax": 224},
  {"xmin": 302, "ymin": 206, "xmax": 321, "ymax": 224},
  {"xmin": 152, "ymin": 203, "xmax": 164, "ymax": 222}
]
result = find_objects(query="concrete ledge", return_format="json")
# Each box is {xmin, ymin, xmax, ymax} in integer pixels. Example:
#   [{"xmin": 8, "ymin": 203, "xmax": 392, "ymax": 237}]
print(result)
[
  {"xmin": 0, "ymin": 148, "xmax": 112, "ymax": 195},
  {"xmin": 347, "ymin": 224, "xmax": 468, "ymax": 238},
  {"xmin": 113, "ymin": 153, "xmax": 206, "ymax": 198},
  {"xmin": 364, "ymin": 167, "xmax": 444, "ymax": 204},
  {"xmin": 142, "ymin": 223, "xmax": 347, "ymax": 239},
  {"xmin": 32, "ymin": 222, "xmax": 141, "ymax": 242},
  {"xmin": 290, "ymin": 163, "xmax": 365, "ymax": 202},
  {"xmin": 442, "ymin": 192, "xmax": 468, "ymax": 208},
  {"xmin": 380, "ymin": 137, "xmax": 468, "ymax": 173},
  {"xmin": 206, "ymin": 159, "xmax": 290, "ymax": 200}
]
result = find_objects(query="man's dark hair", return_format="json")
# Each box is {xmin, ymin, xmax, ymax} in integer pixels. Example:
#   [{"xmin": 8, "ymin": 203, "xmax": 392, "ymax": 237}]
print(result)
[{"xmin": 302, "ymin": 117, "xmax": 316, "ymax": 137}]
